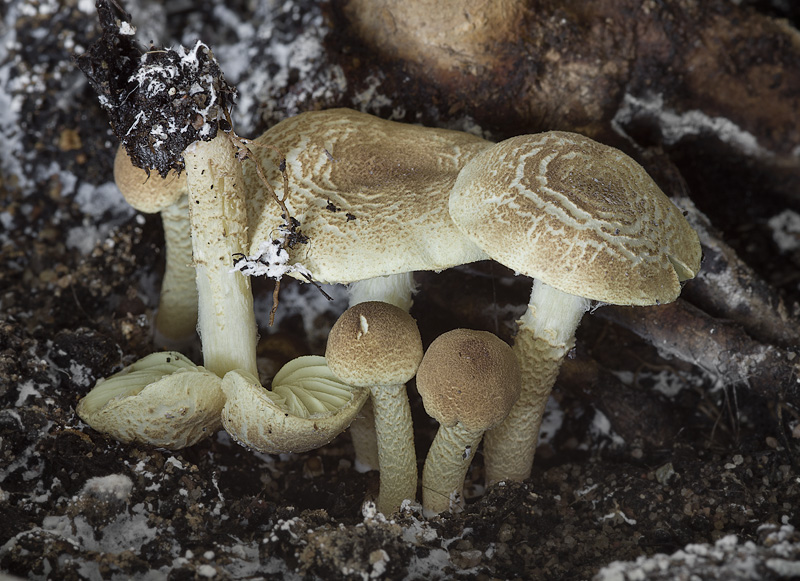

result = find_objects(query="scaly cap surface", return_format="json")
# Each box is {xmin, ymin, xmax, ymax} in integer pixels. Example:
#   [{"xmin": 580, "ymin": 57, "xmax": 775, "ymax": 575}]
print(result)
[
  {"xmin": 416, "ymin": 329, "xmax": 521, "ymax": 431},
  {"xmin": 246, "ymin": 109, "xmax": 492, "ymax": 284},
  {"xmin": 449, "ymin": 131, "xmax": 702, "ymax": 305}
]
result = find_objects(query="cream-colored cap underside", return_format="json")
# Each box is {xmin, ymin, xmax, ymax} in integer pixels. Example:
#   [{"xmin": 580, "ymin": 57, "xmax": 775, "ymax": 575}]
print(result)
[
  {"xmin": 449, "ymin": 132, "xmax": 702, "ymax": 306},
  {"xmin": 245, "ymin": 109, "xmax": 493, "ymax": 284}
]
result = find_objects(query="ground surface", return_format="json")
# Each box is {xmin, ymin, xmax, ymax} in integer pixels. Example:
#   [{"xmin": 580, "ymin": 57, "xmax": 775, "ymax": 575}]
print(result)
[{"xmin": 1, "ymin": 1, "xmax": 799, "ymax": 579}]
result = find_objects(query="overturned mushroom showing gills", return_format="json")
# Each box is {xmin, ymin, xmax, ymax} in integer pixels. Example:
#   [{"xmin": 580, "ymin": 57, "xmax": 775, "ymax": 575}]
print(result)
[
  {"xmin": 448, "ymin": 131, "xmax": 702, "ymax": 483},
  {"xmin": 416, "ymin": 329, "xmax": 521, "ymax": 516},
  {"xmin": 325, "ymin": 301, "xmax": 424, "ymax": 515},
  {"xmin": 220, "ymin": 356, "xmax": 369, "ymax": 453},
  {"xmin": 114, "ymin": 147, "xmax": 195, "ymax": 348},
  {"xmin": 76, "ymin": 352, "xmax": 224, "ymax": 449}
]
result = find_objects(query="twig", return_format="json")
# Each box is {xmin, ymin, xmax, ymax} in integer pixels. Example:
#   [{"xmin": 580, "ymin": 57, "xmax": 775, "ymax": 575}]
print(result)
[{"xmin": 596, "ymin": 300, "xmax": 800, "ymax": 402}]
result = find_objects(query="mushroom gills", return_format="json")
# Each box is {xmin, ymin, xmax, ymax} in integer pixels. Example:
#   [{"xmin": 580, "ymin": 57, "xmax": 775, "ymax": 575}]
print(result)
[{"xmin": 220, "ymin": 355, "xmax": 369, "ymax": 454}]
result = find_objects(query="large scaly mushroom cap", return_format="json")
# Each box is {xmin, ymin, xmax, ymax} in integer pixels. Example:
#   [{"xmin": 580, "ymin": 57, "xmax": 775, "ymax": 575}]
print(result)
[
  {"xmin": 244, "ymin": 108, "xmax": 493, "ymax": 285},
  {"xmin": 449, "ymin": 131, "xmax": 702, "ymax": 306},
  {"xmin": 220, "ymin": 356, "xmax": 370, "ymax": 454}
]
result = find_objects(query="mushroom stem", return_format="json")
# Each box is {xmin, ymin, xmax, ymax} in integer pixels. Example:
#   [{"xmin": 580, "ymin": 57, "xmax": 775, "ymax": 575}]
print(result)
[
  {"xmin": 483, "ymin": 279, "xmax": 589, "ymax": 484},
  {"xmin": 422, "ymin": 422, "xmax": 482, "ymax": 516},
  {"xmin": 348, "ymin": 272, "xmax": 418, "ymax": 312},
  {"xmin": 370, "ymin": 382, "xmax": 418, "ymax": 515},
  {"xmin": 183, "ymin": 134, "xmax": 259, "ymax": 378},
  {"xmin": 154, "ymin": 195, "xmax": 199, "ymax": 348}
]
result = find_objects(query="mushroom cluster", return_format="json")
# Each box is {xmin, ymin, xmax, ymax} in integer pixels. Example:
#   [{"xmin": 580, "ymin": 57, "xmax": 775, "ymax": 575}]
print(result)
[{"xmin": 80, "ymin": 81, "xmax": 700, "ymax": 515}]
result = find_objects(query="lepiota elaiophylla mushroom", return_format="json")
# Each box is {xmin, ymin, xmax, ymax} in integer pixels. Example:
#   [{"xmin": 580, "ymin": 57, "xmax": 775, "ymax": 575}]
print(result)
[
  {"xmin": 416, "ymin": 329, "xmax": 521, "ymax": 516},
  {"xmin": 325, "ymin": 301, "xmax": 424, "ymax": 515},
  {"xmin": 113, "ymin": 148, "xmax": 195, "ymax": 349},
  {"xmin": 448, "ymin": 131, "xmax": 702, "ymax": 484}
]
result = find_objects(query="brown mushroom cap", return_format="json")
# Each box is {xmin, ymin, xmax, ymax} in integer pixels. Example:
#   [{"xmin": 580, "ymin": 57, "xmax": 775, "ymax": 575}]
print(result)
[
  {"xmin": 245, "ymin": 108, "xmax": 492, "ymax": 284},
  {"xmin": 448, "ymin": 131, "xmax": 702, "ymax": 306},
  {"xmin": 114, "ymin": 146, "xmax": 187, "ymax": 213},
  {"xmin": 325, "ymin": 301, "xmax": 423, "ymax": 386},
  {"xmin": 416, "ymin": 329, "xmax": 521, "ymax": 432}
]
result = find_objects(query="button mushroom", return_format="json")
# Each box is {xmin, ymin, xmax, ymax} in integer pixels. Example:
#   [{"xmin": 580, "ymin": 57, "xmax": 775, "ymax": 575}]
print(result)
[
  {"xmin": 325, "ymin": 301, "xmax": 424, "ymax": 515},
  {"xmin": 113, "ymin": 147, "xmax": 195, "ymax": 348},
  {"xmin": 448, "ymin": 131, "xmax": 702, "ymax": 483},
  {"xmin": 416, "ymin": 329, "xmax": 521, "ymax": 516}
]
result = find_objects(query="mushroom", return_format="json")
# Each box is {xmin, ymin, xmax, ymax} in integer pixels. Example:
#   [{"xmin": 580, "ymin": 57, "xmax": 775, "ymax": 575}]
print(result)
[
  {"xmin": 78, "ymin": 130, "xmax": 255, "ymax": 448},
  {"xmin": 220, "ymin": 356, "xmax": 369, "ymax": 453},
  {"xmin": 113, "ymin": 147, "xmax": 195, "ymax": 348},
  {"xmin": 416, "ymin": 329, "xmax": 521, "ymax": 516},
  {"xmin": 325, "ymin": 301, "xmax": 424, "ymax": 515},
  {"xmin": 76, "ymin": 34, "xmax": 264, "ymax": 448},
  {"xmin": 448, "ymin": 131, "xmax": 702, "ymax": 483},
  {"xmin": 76, "ymin": 352, "xmax": 224, "ymax": 449}
]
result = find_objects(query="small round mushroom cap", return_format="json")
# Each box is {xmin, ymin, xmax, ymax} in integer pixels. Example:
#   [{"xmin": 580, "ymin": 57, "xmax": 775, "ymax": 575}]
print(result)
[
  {"xmin": 448, "ymin": 132, "xmax": 702, "ymax": 306},
  {"xmin": 114, "ymin": 146, "xmax": 187, "ymax": 213},
  {"xmin": 416, "ymin": 329, "xmax": 521, "ymax": 431},
  {"xmin": 325, "ymin": 301, "xmax": 424, "ymax": 386}
]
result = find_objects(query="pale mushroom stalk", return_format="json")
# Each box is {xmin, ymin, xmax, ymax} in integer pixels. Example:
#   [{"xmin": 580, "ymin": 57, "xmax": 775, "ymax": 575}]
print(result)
[
  {"xmin": 483, "ymin": 279, "xmax": 589, "ymax": 484},
  {"xmin": 183, "ymin": 134, "xmax": 258, "ymax": 378},
  {"xmin": 348, "ymin": 272, "xmax": 418, "ymax": 312},
  {"xmin": 113, "ymin": 148, "xmax": 197, "ymax": 347},
  {"xmin": 346, "ymin": 271, "xmax": 418, "ymax": 472},
  {"xmin": 369, "ymin": 381, "xmax": 417, "ymax": 512},
  {"xmin": 154, "ymin": 195, "xmax": 198, "ymax": 348},
  {"xmin": 422, "ymin": 422, "xmax": 484, "ymax": 515}
]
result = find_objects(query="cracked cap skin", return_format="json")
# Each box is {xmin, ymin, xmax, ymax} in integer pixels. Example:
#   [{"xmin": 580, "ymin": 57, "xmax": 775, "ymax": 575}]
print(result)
[{"xmin": 449, "ymin": 131, "xmax": 702, "ymax": 306}]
